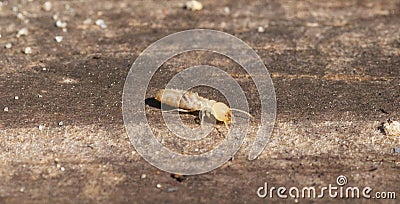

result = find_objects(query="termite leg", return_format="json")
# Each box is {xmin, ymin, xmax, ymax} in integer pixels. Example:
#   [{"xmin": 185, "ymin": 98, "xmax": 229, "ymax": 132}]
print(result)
[
  {"xmin": 162, "ymin": 109, "xmax": 191, "ymax": 113},
  {"xmin": 200, "ymin": 110, "xmax": 206, "ymax": 127},
  {"xmin": 224, "ymin": 121, "xmax": 229, "ymax": 129},
  {"xmin": 224, "ymin": 121, "xmax": 231, "ymax": 133}
]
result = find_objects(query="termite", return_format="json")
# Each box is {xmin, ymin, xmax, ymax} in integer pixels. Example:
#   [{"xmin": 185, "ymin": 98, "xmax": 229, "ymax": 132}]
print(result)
[{"xmin": 155, "ymin": 89, "xmax": 252, "ymax": 130}]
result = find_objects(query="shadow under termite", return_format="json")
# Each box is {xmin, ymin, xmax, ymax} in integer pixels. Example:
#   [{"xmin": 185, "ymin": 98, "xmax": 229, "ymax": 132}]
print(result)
[{"xmin": 145, "ymin": 97, "xmax": 162, "ymax": 109}]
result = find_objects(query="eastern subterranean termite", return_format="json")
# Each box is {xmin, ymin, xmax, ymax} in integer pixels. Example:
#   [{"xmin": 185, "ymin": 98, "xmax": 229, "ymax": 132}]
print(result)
[{"xmin": 155, "ymin": 89, "xmax": 252, "ymax": 130}]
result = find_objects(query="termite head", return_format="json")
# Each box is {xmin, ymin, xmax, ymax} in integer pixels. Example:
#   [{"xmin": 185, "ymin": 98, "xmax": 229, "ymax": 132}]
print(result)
[{"xmin": 212, "ymin": 102, "xmax": 233, "ymax": 125}]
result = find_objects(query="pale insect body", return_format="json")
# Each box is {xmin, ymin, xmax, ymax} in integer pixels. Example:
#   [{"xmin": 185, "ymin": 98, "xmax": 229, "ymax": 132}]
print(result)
[{"xmin": 155, "ymin": 89, "xmax": 252, "ymax": 129}]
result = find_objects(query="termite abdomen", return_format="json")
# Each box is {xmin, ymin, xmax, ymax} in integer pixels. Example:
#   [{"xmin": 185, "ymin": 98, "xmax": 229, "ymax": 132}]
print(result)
[{"xmin": 155, "ymin": 89, "xmax": 202, "ymax": 111}]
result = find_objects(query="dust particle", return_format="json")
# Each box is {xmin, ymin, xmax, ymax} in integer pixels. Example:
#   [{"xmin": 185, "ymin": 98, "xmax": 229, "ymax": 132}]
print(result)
[
  {"xmin": 5, "ymin": 43, "xmax": 12, "ymax": 49},
  {"xmin": 23, "ymin": 47, "xmax": 32, "ymax": 54},
  {"xmin": 42, "ymin": 1, "xmax": 52, "ymax": 11},
  {"xmin": 56, "ymin": 20, "xmax": 67, "ymax": 28},
  {"xmin": 55, "ymin": 36, "xmax": 63, "ymax": 43},
  {"xmin": 16, "ymin": 28, "xmax": 28, "ymax": 38},
  {"xmin": 38, "ymin": 124, "xmax": 45, "ymax": 131},
  {"xmin": 383, "ymin": 120, "xmax": 400, "ymax": 136},
  {"xmin": 95, "ymin": 19, "xmax": 107, "ymax": 29},
  {"xmin": 185, "ymin": 0, "xmax": 203, "ymax": 11}
]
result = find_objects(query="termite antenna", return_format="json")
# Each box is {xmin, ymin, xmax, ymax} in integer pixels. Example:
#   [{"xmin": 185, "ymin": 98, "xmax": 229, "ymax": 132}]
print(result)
[{"xmin": 230, "ymin": 108, "xmax": 254, "ymax": 118}]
